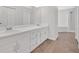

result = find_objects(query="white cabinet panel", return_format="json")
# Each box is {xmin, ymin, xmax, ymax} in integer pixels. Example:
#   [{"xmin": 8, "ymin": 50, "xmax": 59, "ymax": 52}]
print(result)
[
  {"xmin": 36, "ymin": 30, "xmax": 41, "ymax": 46},
  {"xmin": 0, "ymin": 42, "xmax": 16, "ymax": 53},
  {"xmin": 0, "ymin": 7, "xmax": 16, "ymax": 26},
  {"xmin": 30, "ymin": 29, "xmax": 41, "ymax": 51},
  {"xmin": 16, "ymin": 32, "xmax": 30, "ymax": 53},
  {"xmin": 0, "ymin": 6, "xmax": 32, "ymax": 26},
  {"xmin": 40, "ymin": 27, "xmax": 48, "ymax": 43},
  {"xmin": 30, "ymin": 26, "xmax": 48, "ymax": 51},
  {"xmin": 0, "ymin": 36, "xmax": 16, "ymax": 53}
]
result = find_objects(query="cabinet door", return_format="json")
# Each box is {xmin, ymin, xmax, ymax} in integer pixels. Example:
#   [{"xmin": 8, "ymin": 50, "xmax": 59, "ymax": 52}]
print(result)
[
  {"xmin": 0, "ymin": 36, "xmax": 16, "ymax": 53},
  {"xmin": 36, "ymin": 30, "xmax": 41, "ymax": 46},
  {"xmin": 16, "ymin": 32, "xmax": 30, "ymax": 53},
  {"xmin": 30, "ymin": 29, "xmax": 41, "ymax": 51},
  {"xmin": 0, "ymin": 7, "xmax": 16, "ymax": 27},
  {"xmin": 40, "ymin": 27, "xmax": 48, "ymax": 43},
  {"xmin": 30, "ymin": 30, "xmax": 37, "ymax": 50},
  {"xmin": 0, "ymin": 42, "xmax": 16, "ymax": 53}
]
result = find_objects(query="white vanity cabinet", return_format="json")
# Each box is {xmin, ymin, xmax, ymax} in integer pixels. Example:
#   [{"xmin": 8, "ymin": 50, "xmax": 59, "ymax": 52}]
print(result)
[
  {"xmin": 0, "ymin": 31, "xmax": 30, "ymax": 53},
  {"xmin": 0, "ymin": 36, "xmax": 16, "ymax": 53},
  {"xmin": 30, "ymin": 29, "xmax": 41, "ymax": 51},
  {"xmin": 40, "ymin": 27, "xmax": 48, "ymax": 43},
  {"xmin": 0, "ymin": 25, "xmax": 48, "ymax": 53},
  {"xmin": 30, "ymin": 26, "xmax": 48, "ymax": 51},
  {"xmin": 16, "ymin": 32, "xmax": 30, "ymax": 53}
]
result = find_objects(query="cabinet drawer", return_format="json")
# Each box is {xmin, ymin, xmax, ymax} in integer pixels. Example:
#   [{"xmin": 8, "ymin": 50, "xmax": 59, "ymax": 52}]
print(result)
[{"xmin": 16, "ymin": 32, "xmax": 30, "ymax": 53}]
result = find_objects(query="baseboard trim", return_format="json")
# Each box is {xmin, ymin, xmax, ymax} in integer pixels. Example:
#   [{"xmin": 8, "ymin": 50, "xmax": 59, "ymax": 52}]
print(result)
[
  {"xmin": 58, "ymin": 31, "xmax": 75, "ymax": 32},
  {"xmin": 78, "ymin": 43, "xmax": 79, "ymax": 48},
  {"xmin": 48, "ymin": 34, "xmax": 58, "ymax": 40},
  {"xmin": 76, "ymin": 37, "xmax": 79, "ymax": 48},
  {"xmin": 31, "ymin": 39, "xmax": 48, "ymax": 53}
]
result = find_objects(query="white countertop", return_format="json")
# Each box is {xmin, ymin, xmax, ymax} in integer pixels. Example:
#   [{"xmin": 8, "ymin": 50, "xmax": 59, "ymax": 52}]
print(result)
[{"xmin": 0, "ymin": 24, "xmax": 48, "ymax": 38}]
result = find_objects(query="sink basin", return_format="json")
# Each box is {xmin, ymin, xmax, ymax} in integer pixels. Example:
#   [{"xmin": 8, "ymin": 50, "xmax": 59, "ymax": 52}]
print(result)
[{"xmin": 0, "ymin": 27, "xmax": 13, "ymax": 33}]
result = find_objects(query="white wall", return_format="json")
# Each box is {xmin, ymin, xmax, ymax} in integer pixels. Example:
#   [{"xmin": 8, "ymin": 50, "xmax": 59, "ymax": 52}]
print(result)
[
  {"xmin": 40, "ymin": 7, "xmax": 50, "ymax": 24},
  {"xmin": 30, "ymin": 6, "xmax": 58, "ymax": 40},
  {"xmin": 58, "ymin": 8, "xmax": 75, "ymax": 32},
  {"xmin": 30, "ymin": 7, "xmax": 41, "ymax": 25},
  {"xmin": 0, "ymin": 6, "xmax": 32, "ymax": 27},
  {"xmin": 0, "ymin": 6, "xmax": 58, "ymax": 40},
  {"xmin": 74, "ymin": 7, "xmax": 79, "ymax": 48},
  {"xmin": 40, "ymin": 7, "xmax": 58, "ymax": 40},
  {"xmin": 75, "ymin": 7, "xmax": 79, "ymax": 41}
]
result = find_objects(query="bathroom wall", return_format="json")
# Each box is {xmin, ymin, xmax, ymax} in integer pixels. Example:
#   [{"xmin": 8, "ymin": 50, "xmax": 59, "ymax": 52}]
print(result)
[
  {"xmin": 0, "ymin": 7, "xmax": 8, "ymax": 26},
  {"xmin": 75, "ymin": 7, "xmax": 79, "ymax": 40},
  {"xmin": 30, "ymin": 7, "xmax": 41, "ymax": 25},
  {"xmin": 22, "ymin": 7, "xmax": 31, "ymax": 25},
  {"xmin": 58, "ymin": 8, "xmax": 75, "ymax": 32},
  {"xmin": 30, "ymin": 6, "xmax": 58, "ymax": 40},
  {"xmin": 40, "ymin": 7, "xmax": 58, "ymax": 40},
  {"xmin": 0, "ymin": 6, "xmax": 32, "ymax": 27}
]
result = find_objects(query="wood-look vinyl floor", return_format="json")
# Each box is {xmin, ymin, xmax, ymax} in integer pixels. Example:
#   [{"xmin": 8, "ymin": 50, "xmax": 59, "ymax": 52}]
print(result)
[{"xmin": 32, "ymin": 32, "xmax": 79, "ymax": 53}]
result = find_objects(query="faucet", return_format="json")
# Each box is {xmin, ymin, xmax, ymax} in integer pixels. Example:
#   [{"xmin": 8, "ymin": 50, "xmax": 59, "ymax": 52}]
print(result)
[
  {"xmin": 6, "ymin": 26, "xmax": 12, "ymax": 30},
  {"xmin": 0, "ymin": 22, "xmax": 12, "ymax": 30},
  {"xmin": 36, "ymin": 24, "xmax": 40, "ymax": 26}
]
